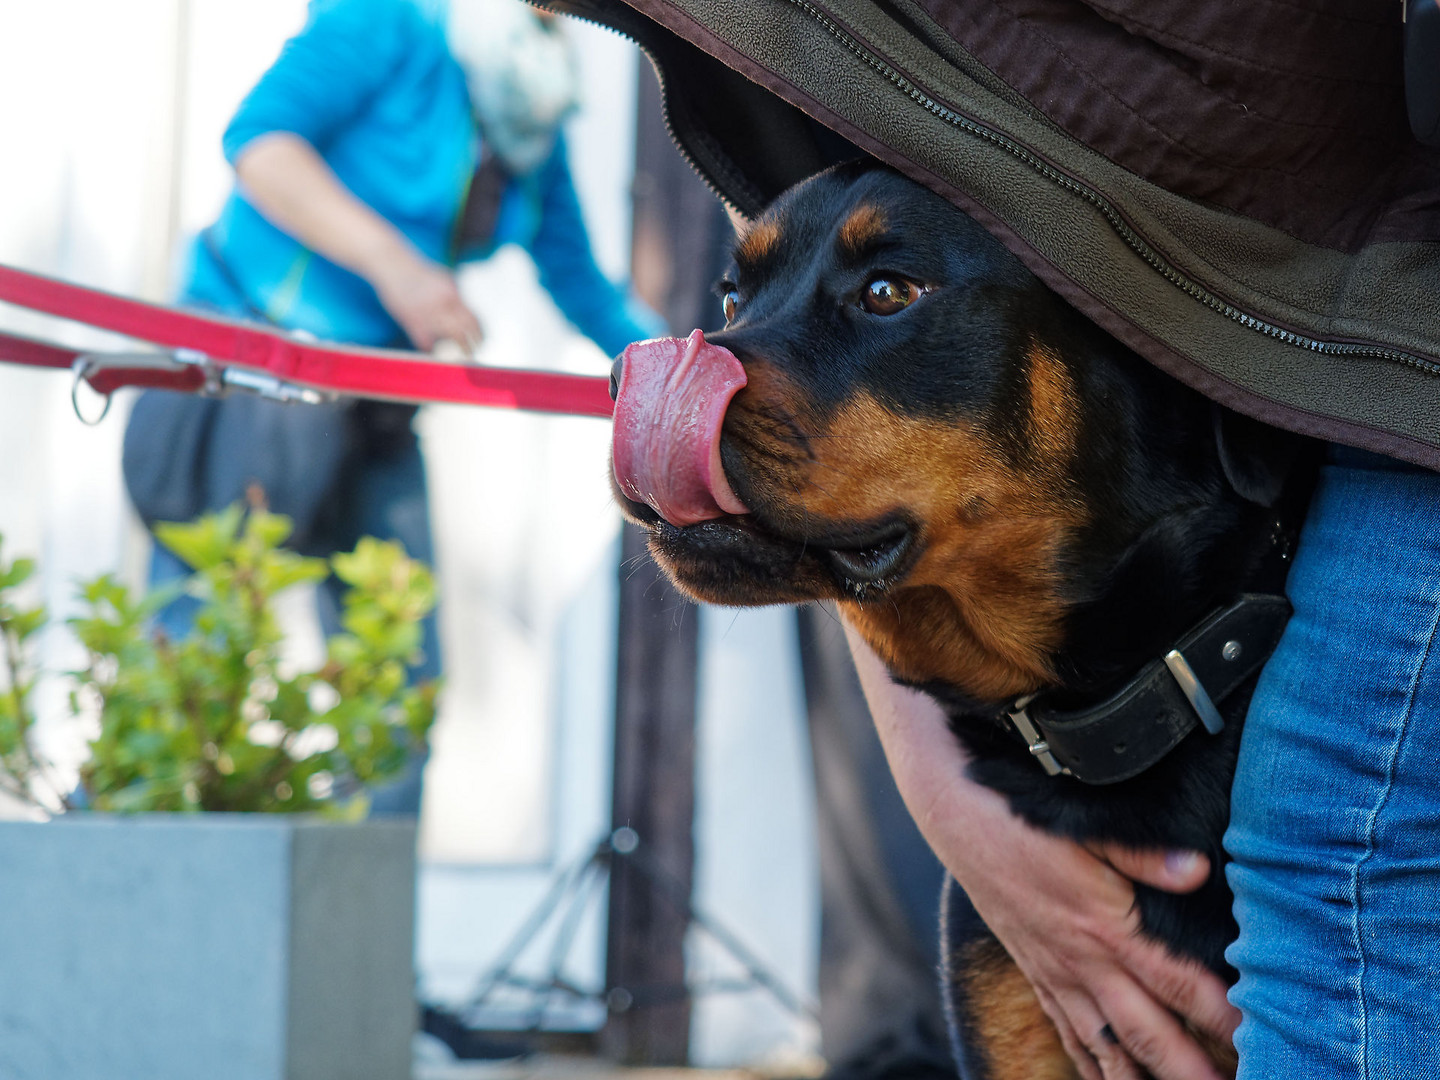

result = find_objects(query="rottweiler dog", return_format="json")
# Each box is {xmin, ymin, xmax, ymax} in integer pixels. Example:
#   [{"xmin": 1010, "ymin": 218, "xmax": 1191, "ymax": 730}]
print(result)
[{"xmin": 610, "ymin": 162, "xmax": 1308, "ymax": 1080}]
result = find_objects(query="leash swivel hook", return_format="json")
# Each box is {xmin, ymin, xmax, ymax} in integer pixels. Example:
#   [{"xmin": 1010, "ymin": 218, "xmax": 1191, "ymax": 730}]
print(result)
[{"xmin": 69, "ymin": 355, "xmax": 115, "ymax": 426}]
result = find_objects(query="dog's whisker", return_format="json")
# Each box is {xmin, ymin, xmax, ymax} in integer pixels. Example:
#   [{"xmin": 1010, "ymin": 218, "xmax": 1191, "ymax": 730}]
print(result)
[
  {"xmin": 796, "ymin": 477, "xmax": 843, "ymax": 503},
  {"xmin": 805, "ymin": 459, "xmax": 859, "ymax": 481},
  {"xmin": 621, "ymin": 555, "xmax": 656, "ymax": 583},
  {"xmin": 641, "ymin": 574, "xmax": 670, "ymax": 604}
]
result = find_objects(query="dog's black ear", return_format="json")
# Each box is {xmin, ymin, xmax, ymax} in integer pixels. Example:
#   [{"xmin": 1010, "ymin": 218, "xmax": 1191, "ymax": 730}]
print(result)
[{"xmin": 1212, "ymin": 406, "xmax": 1299, "ymax": 507}]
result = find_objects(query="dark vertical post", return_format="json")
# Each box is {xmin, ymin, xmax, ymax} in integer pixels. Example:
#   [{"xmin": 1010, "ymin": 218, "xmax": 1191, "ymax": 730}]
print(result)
[
  {"xmin": 600, "ymin": 60, "xmax": 732, "ymax": 1066},
  {"xmin": 601, "ymin": 523, "xmax": 697, "ymax": 1064}
]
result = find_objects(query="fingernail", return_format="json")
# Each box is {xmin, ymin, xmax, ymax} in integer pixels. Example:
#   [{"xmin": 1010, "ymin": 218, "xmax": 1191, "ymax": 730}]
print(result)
[{"xmin": 1165, "ymin": 850, "xmax": 1202, "ymax": 878}]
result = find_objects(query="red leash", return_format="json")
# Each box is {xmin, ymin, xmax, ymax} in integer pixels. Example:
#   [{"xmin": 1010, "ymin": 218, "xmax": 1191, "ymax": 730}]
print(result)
[{"xmin": 0, "ymin": 263, "xmax": 616, "ymax": 418}]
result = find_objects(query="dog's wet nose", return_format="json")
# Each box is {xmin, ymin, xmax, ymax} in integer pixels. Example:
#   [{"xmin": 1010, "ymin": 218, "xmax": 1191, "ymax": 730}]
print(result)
[{"xmin": 609, "ymin": 355, "xmax": 624, "ymax": 401}]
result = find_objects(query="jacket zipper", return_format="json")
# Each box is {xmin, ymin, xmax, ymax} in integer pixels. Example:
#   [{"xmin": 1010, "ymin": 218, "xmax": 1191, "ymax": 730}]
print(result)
[
  {"xmin": 532, "ymin": 0, "xmax": 1438, "ymax": 378},
  {"xmin": 783, "ymin": 0, "xmax": 1440, "ymax": 378}
]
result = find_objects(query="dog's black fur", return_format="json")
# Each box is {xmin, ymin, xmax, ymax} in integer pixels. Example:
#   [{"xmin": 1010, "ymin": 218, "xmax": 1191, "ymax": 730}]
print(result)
[{"xmin": 614, "ymin": 162, "xmax": 1310, "ymax": 1078}]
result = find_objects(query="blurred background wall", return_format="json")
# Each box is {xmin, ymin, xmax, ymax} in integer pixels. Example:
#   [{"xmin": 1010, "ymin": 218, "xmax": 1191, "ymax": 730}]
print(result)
[{"xmin": 0, "ymin": 0, "xmax": 818, "ymax": 1067}]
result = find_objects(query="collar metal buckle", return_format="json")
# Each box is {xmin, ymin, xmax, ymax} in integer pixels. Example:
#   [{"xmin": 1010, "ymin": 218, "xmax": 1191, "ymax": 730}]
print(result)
[
  {"xmin": 1162, "ymin": 649, "xmax": 1226, "ymax": 734},
  {"xmin": 1007, "ymin": 695, "xmax": 1070, "ymax": 777}
]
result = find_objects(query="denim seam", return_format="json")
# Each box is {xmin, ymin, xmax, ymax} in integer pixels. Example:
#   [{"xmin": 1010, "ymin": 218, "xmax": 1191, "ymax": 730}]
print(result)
[{"xmin": 1349, "ymin": 589, "xmax": 1440, "ymax": 1080}]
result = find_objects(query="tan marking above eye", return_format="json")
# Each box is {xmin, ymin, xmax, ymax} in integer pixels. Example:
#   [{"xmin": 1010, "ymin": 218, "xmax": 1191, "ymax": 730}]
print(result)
[
  {"xmin": 736, "ymin": 217, "xmax": 782, "ymax": 267},
  {"xmin": 1024, "ymin": 341, "xmax": 1081, "ymax": 473},
  {"xmin": 838, "ymin": 202, "xmax": 887, "ymax": 258}
]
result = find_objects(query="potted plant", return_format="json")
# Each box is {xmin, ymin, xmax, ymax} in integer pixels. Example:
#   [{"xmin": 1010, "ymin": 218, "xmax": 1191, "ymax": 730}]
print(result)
[{"xmin": 0, "ymin": 506, "xmax": 438, "ymax": 1080}]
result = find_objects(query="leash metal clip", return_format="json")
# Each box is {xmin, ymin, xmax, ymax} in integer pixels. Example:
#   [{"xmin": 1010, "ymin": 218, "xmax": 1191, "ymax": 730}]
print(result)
[
  {"xmin": 219, "ymin": 366, "xmax": 330, "ymax": 404},
  {"xmin": 173, "ymin": 347, "xmax": 330, "ymax": 405},
  {"xmin": 70, "ymin": 354, "xmax": 119, "ymax": 425},
  {"xmin": 1006, "ymin": 694, "xmax": 1070, "ymax": 777},
  {"xmin": 169, "ymin": 347, "xmax": 228, "ymax": 397},
  {"xmin": 171, "ymin": 347, "xmax": 226, "ymax": 396},
  {"xmin": 70, "ymin": 349, "xmax": 201, "ymax": 425}
]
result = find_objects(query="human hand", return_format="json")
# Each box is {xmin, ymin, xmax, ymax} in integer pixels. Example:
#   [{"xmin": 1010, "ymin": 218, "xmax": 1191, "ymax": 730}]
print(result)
[
  {"xmin": 957, "ymin": 815, "xmax": 1237, "ymax": 1080},
  {"xmin": 370, "ymin": 252, "xmax": 483, "ymax": 354},
  {"xmin": 232, "ymin": 133, "xmax": 485, "ymax": 353},
  {"xmin": 844, "ymin": 623, "xmax": 1240, "ymax": 1080}
]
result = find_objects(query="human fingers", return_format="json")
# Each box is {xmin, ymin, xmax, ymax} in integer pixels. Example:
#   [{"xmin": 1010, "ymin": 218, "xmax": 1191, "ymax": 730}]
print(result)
[
  {"xmin": 1005, "ymin": 924, "xmax": 1226, "ymax": 1080},
  {"xmin": 374, "ymin": 258, "xmax": 479, "ymax": 352},
  {"xmin": 1116, "ymin": 933, "xmax": 1241, "ymax": 1048},
  {"xmin": 1082, "ymin": 843, "xmax": 1239, "ymax": 1044},
  {"xmin": 1096, "ymin": 843, "xmax": 1210, "ymax": 894},
  {"xmin": 401, "ymin": 303, "xmax": 476, "ymax": 354},
  {"xmin": 440, "ymin": 295, "xmax": 483, "ymax": 351},
  {"xmin": 1063, "ymin": 996, "xmax": 1148, "ymax": 1080},
  {"xmin": 425, "ymin": 302, "xmax": 482, "ymax": 356},
  {"xmin": 1019, "ymin": 926, "xmax": 1215, "ymax": 1080},
  {"xmin": 1094, "ymin": 971, "xmax": 1231, "ymax": 1080},
  {"xmin": 408, "ymin": 289, "xmax": 480, "ymax": 353},
  {"xmin": 1034, "ymin": 983, "xmax": 1105, "ymax": 1080},
  {"xmin": 1028, "ymin": 910, "xmax": 1235, "ymax": 1076},
  {"xmin": 431, "ymin": 337, "xmax": 480, "ymax": 362}
]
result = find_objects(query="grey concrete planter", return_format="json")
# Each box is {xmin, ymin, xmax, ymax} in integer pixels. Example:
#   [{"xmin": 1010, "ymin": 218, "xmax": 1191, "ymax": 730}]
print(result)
[{"xmin": 0, "ymin": 815, "xmax": 417, "ymax": 1080}]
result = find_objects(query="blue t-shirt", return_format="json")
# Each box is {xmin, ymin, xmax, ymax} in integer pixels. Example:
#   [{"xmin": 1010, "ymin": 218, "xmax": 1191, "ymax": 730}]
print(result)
[{"xmin": 186, "ymin": 0, "xmax": 661, "ymax": 354}]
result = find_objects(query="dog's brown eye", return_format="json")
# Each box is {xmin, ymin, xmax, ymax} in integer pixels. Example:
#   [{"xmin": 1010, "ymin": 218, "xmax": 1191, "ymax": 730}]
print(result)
[
  {"xmin": 722, "ymin": 289, "xmax": 740, "ymax": 323},
  {"xmin": 862, "ymin": 277, "xmax": 921, "ymax": 316}
]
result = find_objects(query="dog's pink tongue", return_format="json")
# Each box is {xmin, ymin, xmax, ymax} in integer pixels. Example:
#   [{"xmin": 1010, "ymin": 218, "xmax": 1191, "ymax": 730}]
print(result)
[{"xmin": 612, "ymin": 330, "xmax": 750, "ymax": 526}]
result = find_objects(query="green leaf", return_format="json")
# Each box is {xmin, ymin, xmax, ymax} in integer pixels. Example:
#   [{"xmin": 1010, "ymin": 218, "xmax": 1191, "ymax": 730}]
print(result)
[
  {"xmin": 154, "ymin": 504, "xmax": 246, "ymax": 571},
  {"xmin": 12, "ymin": 506, "xmax": 439, "ymax": 814},
  {"xmin": 8, "ymin": 606, "xmax": 46, "ymax": 642},
  {"xmin": 0, "ymin": 556, "xmax": 36, "ymax": 590}
]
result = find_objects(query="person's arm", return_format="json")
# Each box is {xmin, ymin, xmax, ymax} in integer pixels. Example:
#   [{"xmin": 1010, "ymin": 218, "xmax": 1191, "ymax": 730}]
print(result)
[
  {"xmin": 222, "ymin": 0, "xmax": 480, "ymax": 351},
  {"xmin": 525, "ymin": 139, "xmax": 666, "ymax": 355},
  {"xmin": 843, "ymin": 621, "xmax": 1241, "ymax": 1080},
  {"xmin": 234, "ymin": 133, "xmax": 481, "ymax": 351}
]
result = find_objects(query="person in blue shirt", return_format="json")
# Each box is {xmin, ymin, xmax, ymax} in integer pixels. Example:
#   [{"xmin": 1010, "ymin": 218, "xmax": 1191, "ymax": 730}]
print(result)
[
  {"xmin": 124, "ymin": 0, "xmax": 662, "ymax": 812},
  {"xmin": 186, "ymin": 0, "xmax": 657, "ymax": 353}
]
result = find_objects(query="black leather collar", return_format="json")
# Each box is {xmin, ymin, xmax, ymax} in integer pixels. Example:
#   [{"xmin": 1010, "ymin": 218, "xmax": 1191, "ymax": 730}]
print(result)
[{"xmin": 1001, "ymin": 592, "xmax": 1292, "ymax": 785}]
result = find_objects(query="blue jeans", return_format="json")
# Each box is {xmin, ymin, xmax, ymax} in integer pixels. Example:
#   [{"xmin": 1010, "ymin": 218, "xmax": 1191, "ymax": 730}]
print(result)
[
  {"xmin": 1225, "ymin": 447, "xmax": 1440, "ymax": 1075},
  {"xmin": 149, "ymin": 434, "xmax": 440, "ymax": 816}
]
